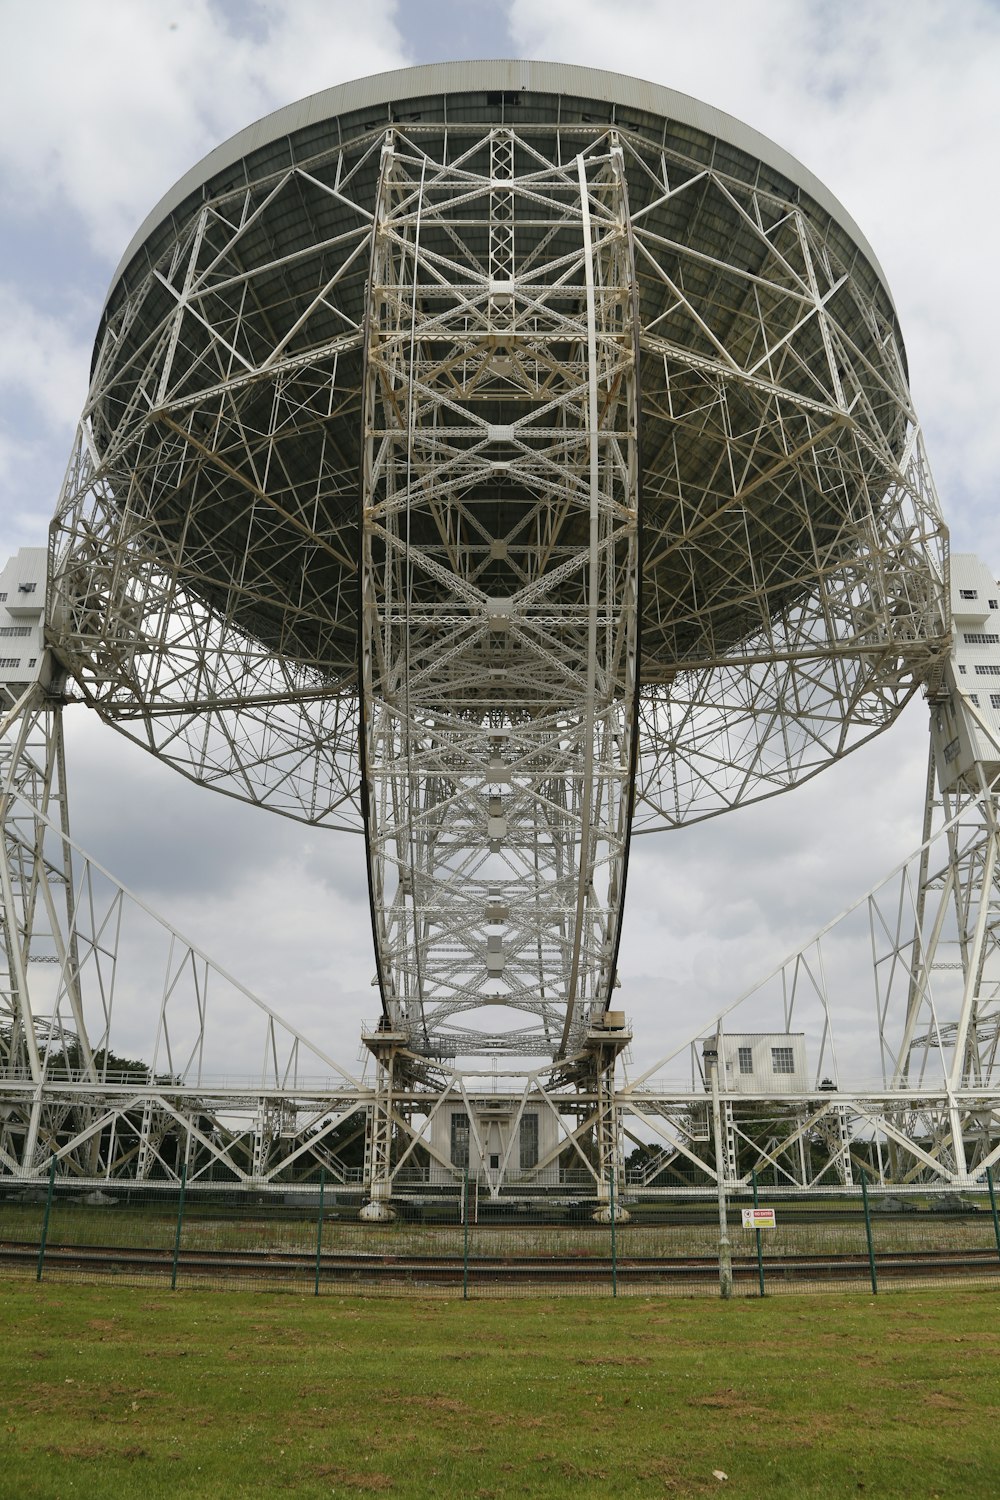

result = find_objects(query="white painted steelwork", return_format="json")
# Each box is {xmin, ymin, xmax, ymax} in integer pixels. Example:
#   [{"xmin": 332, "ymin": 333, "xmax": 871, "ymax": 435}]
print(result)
[
  {"xmin": 43, "ymin": 63, "xmax": 947, "ymax": 1071},
  {"xmin": 359, "ymin": 128, "xmax": 639, "ymax": 1062},
  {"xmin": 0, "ymin": 64, "xmax": 976, "ymax": 1202}
]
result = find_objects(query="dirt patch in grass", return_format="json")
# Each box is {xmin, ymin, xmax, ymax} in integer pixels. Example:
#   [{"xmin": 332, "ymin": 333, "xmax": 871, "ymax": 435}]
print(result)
[
  {"xmin": 575, "ymin": 1353, "xmax": 651, "ymax": 1367},
  {"xmin": 43, "ymin": 1443, "xmax": 150, "ymax": 1461},
  {"xmin": 634, "ymin": 1459, "xmax": 721, "ymax": 1494},
  {"xmin": 311, "ymin": 1465, "xmax": 395, "ymax": 1489},
  {"xmin": 398, "ymin": 1392, "xmax": 475, "ymax": 1414},
  {"xmin": 688, "ymin": 1386, "xmax": 771, "ymax": 1417}
]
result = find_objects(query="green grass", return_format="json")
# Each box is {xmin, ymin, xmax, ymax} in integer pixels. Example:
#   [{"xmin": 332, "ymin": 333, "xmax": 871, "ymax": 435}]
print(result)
[{"xmin": 1, "ymin": 1281, "xmax": 999, "ymax": 1498}]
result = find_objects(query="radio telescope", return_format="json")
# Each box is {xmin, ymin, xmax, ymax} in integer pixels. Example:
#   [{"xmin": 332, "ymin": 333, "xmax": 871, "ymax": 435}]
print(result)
[
  {"xmin": 49, "ymin": 60, "xmax": 946, "ymax": 1060},
  {"xmin": 3, "ymin": 62, "xmax": 953, "ymax": 1205}
]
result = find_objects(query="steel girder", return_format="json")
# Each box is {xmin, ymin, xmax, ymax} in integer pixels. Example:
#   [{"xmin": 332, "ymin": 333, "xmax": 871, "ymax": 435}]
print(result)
[{"xmin": 359, "ymin": 129, "xmax": 640, "ymax": 1062}]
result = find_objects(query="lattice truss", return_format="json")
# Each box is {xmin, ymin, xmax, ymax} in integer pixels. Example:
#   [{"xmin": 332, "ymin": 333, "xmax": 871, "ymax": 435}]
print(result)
[
  {"xmin": 360, "ymin": 130, "xmax": 639, "ymax": 1061},
  {"xmin": 623, "ymin": 682, "xmax": 1000, "ymax": 1190},
  {"xmin": 0, "ymin": 687, "xmax": 362, "ymax": 1177},
  {"xmin": 47, "ymin": 116, "xmax": 947, "ymax": 844},
  {"xmin": 630, "ymin": 163, "xmax": 947, "ymax": 827},
  {"xmin": 48, "ymin": 135, "xmax": 384, "ymax": 828},
  {"xmin": 38, "ymin": 110, "xmax": 950, "ymax": 1081},
  {"xmin": 3, "ymin": 665, "xmax": 1000, "ymax": 1190}
]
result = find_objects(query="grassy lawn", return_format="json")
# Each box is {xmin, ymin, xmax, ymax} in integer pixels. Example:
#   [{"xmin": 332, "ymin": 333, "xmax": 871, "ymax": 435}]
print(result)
[{"xmin": 1, "ymin": 1282, "xmax": 999, "ymax": 1498}]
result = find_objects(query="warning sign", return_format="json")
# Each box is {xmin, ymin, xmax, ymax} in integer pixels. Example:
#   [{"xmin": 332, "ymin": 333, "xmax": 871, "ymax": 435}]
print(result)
[{"xmin": 741, "ymin": 1207, "xmax": 777, "ymax": 1229}]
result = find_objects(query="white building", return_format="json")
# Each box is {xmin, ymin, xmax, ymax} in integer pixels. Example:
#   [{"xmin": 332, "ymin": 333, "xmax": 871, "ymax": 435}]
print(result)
[
  {"xmin": 0, "ymin": 549, "xmax": 46, "ymax": 696},
  {"xmin": 933, "ymin": 553, "xmax": 1000, "ymax": 789},
  {"xmin": 428, "ymin": 1097, "xmax": 561, "ymax": 1187},
  {"xmin": 704, "ymin": 1032, "xmax": 810, "ymax": 1094}
]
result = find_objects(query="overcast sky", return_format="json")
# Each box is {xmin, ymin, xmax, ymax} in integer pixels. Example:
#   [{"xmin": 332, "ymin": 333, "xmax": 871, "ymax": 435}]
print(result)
[{"xmin": 1, "ymin": 0, "xmax": 997, "ymax": 1083}]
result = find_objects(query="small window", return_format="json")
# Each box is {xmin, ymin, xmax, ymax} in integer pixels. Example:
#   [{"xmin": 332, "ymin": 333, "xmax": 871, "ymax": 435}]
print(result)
[
  {"xmin": 450, "ymin": 1111, "xmax": 470, "ymax": 1169},
  {"xmin": 990, "ymin": 695, "xmax": 1000, "ymax": 709},
  {"xmin": 0, "ymin": 592, "xmax": 7, "ymax": 602},
  {"xmin": 489, "ymin": 1154, "xmax": 500, "ymax": 1171},
  {"xmin": 737, "ymin": 1045, "xmax": 753, "ymax": 1075},
  {"xmin": 960, "ymin": 589, "xmax": 978, "ymax": 600},
  {"xmin": 519, "ymin": 1113, "xmax": 539, "ymax": 1170},
  {"xmin": 17, "ymin": 582, "xmax": 37, "ymax": 594},
  {"xmin": 990, "ymin": 600, "xmax": 998, "ymax": 610},
  {"xmin": 959, "ymin": 665, "xmax": 967, "ymax": 674},
  {"xmin": 971, "ymin": 694, "xmax": 980, "ymax": 706},
  {"xmin": 27, "ymin": 658, "xmax": 36, "ymax": 668},
  {"xmin": 771, "ymin": 1046, "xmax": 795, "ymax": 1075},
  {"xmin": 944, "ymin": 737, "xmax": 961, "ymax": 763}
]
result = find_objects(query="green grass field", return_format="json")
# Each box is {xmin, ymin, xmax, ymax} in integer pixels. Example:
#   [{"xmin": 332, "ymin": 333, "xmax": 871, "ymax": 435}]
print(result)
[{"xmin": 1, "ymin": 1281, "xmax": 999, "ymax": 1498}]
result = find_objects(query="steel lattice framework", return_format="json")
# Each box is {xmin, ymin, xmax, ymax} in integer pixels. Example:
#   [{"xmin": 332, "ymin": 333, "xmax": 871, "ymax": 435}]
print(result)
[
  {"xmin": 7, "ymin": 63, "xmax": 991, "ymax": 1210},
  {"xmin": 43, "ymin": 63, "xmax": 948, "ymax": 1070},
  {"xmin": 360, "ymin": 130, "xmax": 639, "ymax": 1062}
]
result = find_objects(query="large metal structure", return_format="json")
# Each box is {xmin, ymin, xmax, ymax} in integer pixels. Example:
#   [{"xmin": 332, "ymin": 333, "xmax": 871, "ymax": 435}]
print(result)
[{"xmin": 7, "ymin": 61, "xmax": 994, "ymax": 1210}]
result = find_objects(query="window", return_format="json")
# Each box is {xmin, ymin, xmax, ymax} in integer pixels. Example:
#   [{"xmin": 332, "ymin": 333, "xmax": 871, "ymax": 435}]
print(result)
[
  {"xmin": 771, "ymin": 1046, "xmax": 795, "ymax": 1075},
  {"xmin": 0, "ymin": 592, "xmax": 6, "ymax": 602},
  {"xmin": 959, "ymin": 665, "xmax": 967, "ymax": 674},
  {"xmin": 0, "ymin": 626, "xmax": 30, "ymax": 638},
  {"xmin": 944, "ymin": 736, "xmax": 961, "ymax": 763},
  {"xmin": 17, "ymin": 582, "xmax": 36, "ymax": 594},
  {"xmin": 975, "ymin": 666, "xmax": 1000, "ymax": 675},
  {"xmin": 991, "ymin": 695, "xmax": 1000, "ymax": 709},
  {"xmin": 964, "ymin": 633, "xmax": 1000, "ymax": 645},
  {"xmin": 737, "ymin": 1045, "xmax": 753, "ymax": 1075},
  {"xmin": 450, "ymin": 1111, "xmax": 470, "ymax": 1169},
  {"xmin": 971, "ymin": 694, "xmax": 980, "ymax": 706},
  {"xmin": 0, "ymin": 657, "xmax": 20, "ymax": 669},
  {"xmin": 519, "ymin": 1113, "xmax": 539, "ymax": 1170},
  {"xmin": 27, "ymin": 658, "xmax": 36, "ymax": 668},
  {"xmin": 960, "ymin": 589, "xmax": 978, "ymax": 600},
  {"xmin": 991, "ymin": 600, "xmax": 999, "ymax": 611}
]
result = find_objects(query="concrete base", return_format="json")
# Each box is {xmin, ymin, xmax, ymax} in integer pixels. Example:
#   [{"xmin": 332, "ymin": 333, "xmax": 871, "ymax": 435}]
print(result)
[
  {"xmin": 359, "ymin": 1199, "xmax": 396, "ymax": 1223},
  {"xmin": 592, "ymin": 1205, "xmax": 631, "ymax": 1224}
]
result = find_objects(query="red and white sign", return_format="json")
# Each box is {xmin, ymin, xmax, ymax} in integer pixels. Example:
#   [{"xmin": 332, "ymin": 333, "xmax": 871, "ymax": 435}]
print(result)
[{"xmin": 741, "ymin": 1207, "xmax": 777, "ymax": 1229}]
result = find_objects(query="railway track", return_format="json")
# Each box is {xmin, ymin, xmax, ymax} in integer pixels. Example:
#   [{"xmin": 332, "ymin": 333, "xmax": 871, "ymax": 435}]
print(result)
[{"xmin": 4, "ymin": 1241, "xmax": 999, "ymax": 1285}]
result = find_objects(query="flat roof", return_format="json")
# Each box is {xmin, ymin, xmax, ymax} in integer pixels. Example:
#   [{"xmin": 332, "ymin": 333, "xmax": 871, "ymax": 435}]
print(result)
[{"xmin": 106, "ymin": 58, "xmax": 892, "ymax": 312}]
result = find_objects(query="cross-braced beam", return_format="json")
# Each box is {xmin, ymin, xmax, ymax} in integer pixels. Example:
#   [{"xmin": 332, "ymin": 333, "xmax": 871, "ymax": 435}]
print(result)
[{"xmin": 360, "ymin": 128, "xmax": 641, "ymax": 1062}]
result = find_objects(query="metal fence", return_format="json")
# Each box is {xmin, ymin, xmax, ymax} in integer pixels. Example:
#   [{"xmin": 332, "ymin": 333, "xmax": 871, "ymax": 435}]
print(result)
[{"xmin": 3, "ymin": 1169, "xmax": 1000, "ymax": 1298}]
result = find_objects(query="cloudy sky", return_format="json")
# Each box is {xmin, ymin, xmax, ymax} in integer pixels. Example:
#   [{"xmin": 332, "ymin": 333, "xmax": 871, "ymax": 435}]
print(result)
[{"xmin": 1, "ymin": 0, "xmax": 997, "ymax": 1083}]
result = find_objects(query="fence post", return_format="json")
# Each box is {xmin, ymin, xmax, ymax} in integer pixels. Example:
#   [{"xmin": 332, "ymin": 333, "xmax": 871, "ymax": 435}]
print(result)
[
  {"xmin": 609, "ymin": 1169, "xmax": 618, "ymax": 1299},
  {"xmin": 314, "ymin": 1167, "xmax": 326, "ymax": 1296},
  {"xmin": 987, "ymin": 1166, "xmax": 1000, "ymax": 1266},
  {"xmin": 859, "ymin": 1169, "xmax": 878, "ymax": 1295},
  {"xmin": 170, "ymin": 1165, "xmax": 187, "ymax": 1291},
  {"xmin": 708, "ymin": 1055, "xmax": 732, "ymax": 1299},
  {"xmin": 751, "ymin": 1167, "xmax": 765, "ymax": 1298},
  {"xmin": 462, "ymin": 1169, "xmax": 469, "ymax": 1301},
  {"xmin": 35, "ymin": 1155, "xmax": 56, "ymax": 1283}
]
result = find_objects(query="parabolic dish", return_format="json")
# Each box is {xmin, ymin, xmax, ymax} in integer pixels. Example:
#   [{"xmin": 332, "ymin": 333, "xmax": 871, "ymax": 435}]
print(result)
[{"xmin": 48, "ymin": 62, "xmax": 948, "ymax": 1059}]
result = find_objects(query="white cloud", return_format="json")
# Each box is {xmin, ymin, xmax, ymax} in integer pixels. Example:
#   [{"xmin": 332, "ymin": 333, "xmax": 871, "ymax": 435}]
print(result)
[
  {"xmin": 0, "ymin": 0, "xmax": 408, "ymax": 260},
  {"xmin": 0, "ymin": 282, "xmax": 90, "ymax": 431},
  {"xmin": 508, "ymin": 0, "xmax": 1000, "ymax": 551},
  {"xmin": 0, "ymin": 0, "xmax": 410, "ymax": 559}
]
